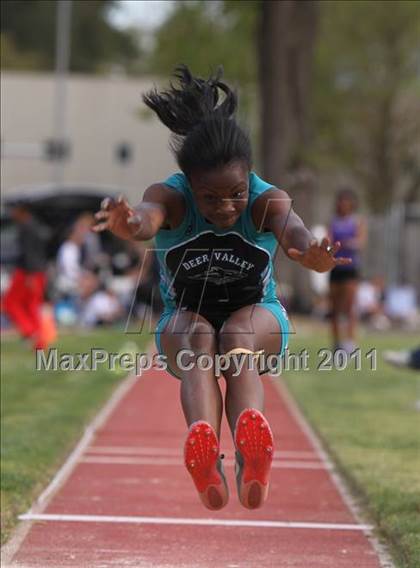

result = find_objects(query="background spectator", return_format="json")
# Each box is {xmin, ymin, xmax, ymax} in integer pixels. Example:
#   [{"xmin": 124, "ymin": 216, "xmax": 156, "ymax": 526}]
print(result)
[
  {"xmin": 328, "ymin": 188, "xmax": 367, "ymax": 353},
  {"xmin": 2, "ymin": 203, "xmax": 50, "ymax": 349}
]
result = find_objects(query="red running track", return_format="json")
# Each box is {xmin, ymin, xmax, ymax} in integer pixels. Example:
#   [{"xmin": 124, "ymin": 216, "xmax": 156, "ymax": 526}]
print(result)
[{"xmin": 6, "ymin": 369, "xmax": 386, "ymax": 568}]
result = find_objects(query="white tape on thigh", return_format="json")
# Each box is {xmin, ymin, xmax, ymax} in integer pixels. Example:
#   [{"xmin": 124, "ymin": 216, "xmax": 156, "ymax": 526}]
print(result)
[{"xmin": 224, "ymin": 348, "xmax": 264, "ymax": 363}]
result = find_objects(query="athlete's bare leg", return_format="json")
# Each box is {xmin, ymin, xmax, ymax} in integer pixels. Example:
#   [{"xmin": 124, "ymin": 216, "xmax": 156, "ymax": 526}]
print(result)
[
  {"xmin": 159, "ymin": 311, "xmax": 223, "ymax": 436},
  {"xmin": 160, "ymin": 311, "xmax": 228, "ymax": 510},
  {"xmin": 218, "ymin": 305, "xmax": 283, "ymax": 434}
]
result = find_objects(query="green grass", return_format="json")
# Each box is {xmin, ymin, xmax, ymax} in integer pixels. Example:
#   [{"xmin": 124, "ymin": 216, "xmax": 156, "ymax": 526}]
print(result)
[
  {"xmin": 281, "ymin": 328, "xmax": 420, "ymax": 568},
  {"xmin": 1, "ymin": 328, "xmax": 149, "ymax": 545}
]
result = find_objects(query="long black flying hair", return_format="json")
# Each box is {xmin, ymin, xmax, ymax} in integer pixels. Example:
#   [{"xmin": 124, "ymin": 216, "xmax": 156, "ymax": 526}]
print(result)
[{"xmin": 142, "ymin": 65, "xmax": 252, "ymax": 177}]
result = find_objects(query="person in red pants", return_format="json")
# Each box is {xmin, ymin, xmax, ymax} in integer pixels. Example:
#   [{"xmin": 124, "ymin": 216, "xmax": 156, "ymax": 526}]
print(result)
[{"xmin": 3, "ymin": 203, "xmax": 49, "ymax": 349}]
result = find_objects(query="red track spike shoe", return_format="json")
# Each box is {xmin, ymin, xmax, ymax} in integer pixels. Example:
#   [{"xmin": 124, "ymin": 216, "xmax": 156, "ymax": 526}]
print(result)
[
  {"xmin": 184, "ymin": 421, "xmax": 229, "ymax": 510},
  {"xmin": 234, "ymin": 408, "xmax": 274, "ymax": 509}
]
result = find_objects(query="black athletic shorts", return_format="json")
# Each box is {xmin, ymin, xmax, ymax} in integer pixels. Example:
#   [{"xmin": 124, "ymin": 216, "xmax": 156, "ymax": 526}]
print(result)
[{"xmin": 329, "ymin": 267, "xmax": 359, "ymax": 283}]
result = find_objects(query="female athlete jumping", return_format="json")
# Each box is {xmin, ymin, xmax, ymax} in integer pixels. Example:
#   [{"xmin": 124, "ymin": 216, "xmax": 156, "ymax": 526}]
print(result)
[{"xmin": 94, "ymin": 66, "xmax": 350, "ymax": 511}]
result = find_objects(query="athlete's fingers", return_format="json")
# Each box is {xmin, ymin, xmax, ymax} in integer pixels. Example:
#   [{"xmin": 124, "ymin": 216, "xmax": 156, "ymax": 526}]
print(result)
[
  {"xmin": 320, "ymin": 237, "xmax": 330, "ymax": 250},
  {"xmin": 288, "ymin": 247, "xmax": 304, "ymax": 260},
  {"xmin": 92, "ymin": 221, "xmax": 109, "ymax": 232},
  {"xmin": 117, "ymin": 194, "xmax": 131, "ymax": 209},
  {"xmin": 100, "ymin": 197, "xmax": 114, "ymax": 210},
  {"xmin": 335, "ymin": 257, "xmax": 352, "ymax": 265},
  {"xmin": 94, "ymin": 210, "xmax": 109, "ymax": 221}
]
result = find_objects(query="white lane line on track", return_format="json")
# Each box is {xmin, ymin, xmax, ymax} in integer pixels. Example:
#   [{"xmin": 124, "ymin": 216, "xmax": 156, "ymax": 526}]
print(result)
[
  {"xmin": 86, "ymin": 446, "xmax": 319, "ymax": 460},
  {"xmin": 273, "ymin": 378, "xmax": 395, "ymax": 567},
  {"xmin": 87, "ymin": 446, "xmax": 182, "ymax": 456},
  {"xmin": 79, "ymin": 456, "xmax": 330, "ymax": 470},
  {"xmin": 19, "ymin": 513, "xmax": 373, "ymax": 532}
]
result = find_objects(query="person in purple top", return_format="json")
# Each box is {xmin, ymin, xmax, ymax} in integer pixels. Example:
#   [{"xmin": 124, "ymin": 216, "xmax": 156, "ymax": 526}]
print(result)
[{"xmin": 329, "ymin": 189, "xmax": 367, "ymax": 353}]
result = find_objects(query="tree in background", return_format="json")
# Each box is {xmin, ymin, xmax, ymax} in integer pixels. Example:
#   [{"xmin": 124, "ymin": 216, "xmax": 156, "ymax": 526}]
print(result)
[
  {"xmin": 148, "ymin": 0, "xmax": 259, "ymax": 118},
  {"xmin": 258, "ymin": 1, "xmax": 319, "ymax": 311},
  {"xmin": 313, "ymin": 0, "xmax": 420, "ymax": 211},
  {"xmin": 259, "ymin": 0, "xmax": 318, "ymax": 182},
  {"xmin": 1, "ymin": 0, "xmax": 140, "ymax": 73},
  {"xmin": 149, "ymin": 1, "xmax": 257, "ymax": 86}
]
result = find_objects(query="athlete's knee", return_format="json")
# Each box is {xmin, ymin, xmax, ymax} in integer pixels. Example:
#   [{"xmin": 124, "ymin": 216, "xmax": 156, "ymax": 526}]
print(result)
[
  {"xmin": 188, "ymin": 321, "xmax": 217, "ymax": 353},
  {"xmin": 218, "ymin": 321, "xmax": 256, "ymax": 354}
]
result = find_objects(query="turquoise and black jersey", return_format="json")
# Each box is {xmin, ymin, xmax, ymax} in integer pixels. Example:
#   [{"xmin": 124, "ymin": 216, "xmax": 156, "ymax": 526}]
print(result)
[{"xmin": 154, "ymin": 172, "xmax": 281, "ymax": 325}]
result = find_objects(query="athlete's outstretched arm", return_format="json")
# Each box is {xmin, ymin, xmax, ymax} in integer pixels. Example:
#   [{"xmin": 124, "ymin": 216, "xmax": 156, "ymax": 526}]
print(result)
[
  {"xmin": 254, "ymin": 188, "xmax": 352, "ymax": 273},
  {"xmin": 93, "ymin": 183, "xmax": 183, "ymax": 241}
]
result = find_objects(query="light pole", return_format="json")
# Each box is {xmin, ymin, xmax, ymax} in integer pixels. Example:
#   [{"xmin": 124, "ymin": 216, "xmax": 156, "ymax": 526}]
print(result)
[{"xmin": 52, "ymin": 0, "xmax": 72, "ymax": 184}]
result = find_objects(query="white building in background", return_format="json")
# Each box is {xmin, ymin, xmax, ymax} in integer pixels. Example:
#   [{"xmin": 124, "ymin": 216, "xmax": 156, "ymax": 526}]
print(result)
[{"xmin": 1, "ymin": 72, "xmax": 177, "ymax": 201}]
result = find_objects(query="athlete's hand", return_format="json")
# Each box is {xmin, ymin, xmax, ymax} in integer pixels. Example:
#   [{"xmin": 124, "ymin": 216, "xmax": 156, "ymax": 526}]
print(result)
[
  {"xmin": 93, "ymin": 195, "xmax": 143, "ymax": 240},
  {"xmin": 288, "ymin": 238, "xmax": 352, "ymax": 273}
]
